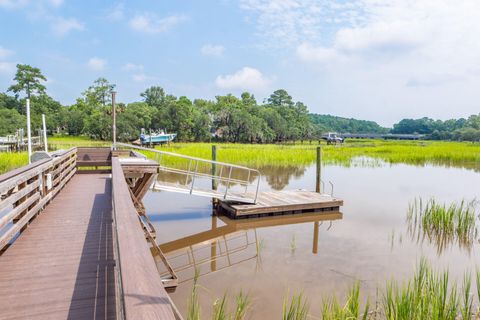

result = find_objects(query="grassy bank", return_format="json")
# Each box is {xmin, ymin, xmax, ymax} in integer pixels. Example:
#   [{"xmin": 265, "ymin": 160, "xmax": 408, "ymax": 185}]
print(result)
[
  {"xmin": 158, "ymin": 140, "xmax": 480, "ymax": 169},
  {"xmin": 1, "ymin": 138, "xmax": 479, "ymax": 174}
]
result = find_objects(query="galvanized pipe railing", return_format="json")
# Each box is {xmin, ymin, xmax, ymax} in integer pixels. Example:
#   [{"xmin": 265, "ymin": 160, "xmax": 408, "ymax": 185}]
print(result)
[{"xmin": 116, "ymin": 143, "xmax": 261, "ymax": 204}]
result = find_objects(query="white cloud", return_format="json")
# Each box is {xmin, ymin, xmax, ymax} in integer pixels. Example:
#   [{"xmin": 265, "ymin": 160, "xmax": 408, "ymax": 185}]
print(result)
[
  {"xmin": 107, "ymin": 3, "xmax": 124, "ymax": 21},
  {"xmin": 132, "ymin": 73, "xmax": 148, "ymax": 82},
  {"xmin": 201, "ymin": 44, "xmax": 225, "ymax": 57},
  {"xmin": 0, "ymin": 46, "xmax": 13, "ymax": 59},
  {"xmin": 87, "ymin": 57, "xmax": 107, "ymax": 71},
  {"xmin": 0, "ymin": 0, "xmax": 28, "ymax": 9},
  {"xmin": 0, "ymin": 61, "xmax": 16, "ymax": 74},
  {"xmin": 50, "ymin": 16, "xmax": 84, "ymax": 36},
  {"xmin": 215, "ymin": 67, "xmax": 272, "ymax": 91},
  {"xmin": 129, "ymin": 13, "xmax": 187, "ymax": 34},
  {"xmin": 49, "ymin": 0, "xmax": 63, "ymax": 7},
  {"xmin": 122, "ymin": 63, "xmax": 144, "ymax": 71}
]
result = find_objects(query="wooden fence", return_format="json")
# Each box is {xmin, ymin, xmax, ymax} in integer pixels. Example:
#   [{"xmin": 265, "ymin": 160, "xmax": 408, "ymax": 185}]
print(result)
[{"xmin": 0, "ymin": 147, "xmax": 77, "ymax": 252}]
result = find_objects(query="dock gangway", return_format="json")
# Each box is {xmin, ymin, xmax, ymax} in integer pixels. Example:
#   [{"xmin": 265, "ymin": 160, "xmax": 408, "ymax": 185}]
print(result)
[{"xmin": 116, "ymin": 143, "xmax": 261, "ymax": 204}]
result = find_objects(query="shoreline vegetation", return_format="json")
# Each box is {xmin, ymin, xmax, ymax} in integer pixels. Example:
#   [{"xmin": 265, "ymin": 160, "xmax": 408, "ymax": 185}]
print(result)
[
  {"xmin": 1, "ymin": 138, "xmax": 479, "ymax": 174},
  {"xmin": 187, "ymin": 258, "xmax": 480, "ymax": 320}
]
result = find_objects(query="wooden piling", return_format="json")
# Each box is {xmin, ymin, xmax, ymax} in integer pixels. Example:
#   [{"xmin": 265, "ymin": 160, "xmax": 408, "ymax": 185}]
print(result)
[
  {"xmin": 316, "ymin": 146, "xmax": 321, "ymax": 193},
  {"xmin": 313, "ymin": 221, "xmax": 319, "ymax": 254},
  {"xmin": 212, "ymin": 145, "xmax": 217, "ymax": 190}
]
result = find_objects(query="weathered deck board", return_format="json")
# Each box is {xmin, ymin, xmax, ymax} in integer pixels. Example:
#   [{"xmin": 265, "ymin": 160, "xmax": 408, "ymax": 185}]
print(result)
[
  {"xmin": 220, "ymin": 190, "xmax": 343, "ymax": 218},
  {"xmin": 0, "ymin": 174, "xmax": 116, "ymax": 320}
]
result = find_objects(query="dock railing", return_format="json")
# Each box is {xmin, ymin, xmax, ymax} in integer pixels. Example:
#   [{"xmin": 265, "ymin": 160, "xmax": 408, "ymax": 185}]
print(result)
[
  {"xmin": 116, "ymin": 143, "xmax": 261, "ymax": 204},
  {"xmin": 111, "ymin": 157, "xmax": 180, "ymax": 319},
  {"xmin": 0, "ymin": 147, "xmax": 77, "ymax": 252}
]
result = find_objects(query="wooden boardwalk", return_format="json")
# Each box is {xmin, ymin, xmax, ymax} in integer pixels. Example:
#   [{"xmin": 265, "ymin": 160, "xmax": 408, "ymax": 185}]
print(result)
[{"xmin": 0, "ymin": 174, "xmax": 116, "ymax": 320}]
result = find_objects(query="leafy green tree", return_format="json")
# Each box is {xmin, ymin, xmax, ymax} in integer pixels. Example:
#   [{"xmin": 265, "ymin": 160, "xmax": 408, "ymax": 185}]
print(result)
[
  {"xmin": 0, "ymin": 108, "xmax": 25, "ymax": 135},
  {"xmin": 141, "ymin": 86, "xmax": 166, "ymax": 108},
  {"xmin": 8, "ymin": 64, "xmax": 47, "ymax": 99},
  {"xmin": 82, "ymin": 78, "xmax": 115, "ymax": 107}
]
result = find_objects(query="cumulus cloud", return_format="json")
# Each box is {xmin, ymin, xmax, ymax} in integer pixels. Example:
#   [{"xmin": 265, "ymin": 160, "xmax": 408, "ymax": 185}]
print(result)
[
  {"xmin": 107, "ymin": 3, "xmax": 124, "ymax": 21},
  {"xmin": 288, "ymin": 0, "xmax": 480, "ymax": 86},
  {"xmin": 122, "ymin": 63, "xmax": 144, "ymax": 71},
  {"xmin": 50, "ymin": 16, "xmax": 84, "ymax": 36},
  {"xmin": 0, "ymin": 46, "xmax": 13, "ymax": 59},
  {"xmin": 201, "ymin": 44, "xmax": 225, "ymax": 57},
  {"xmin": 132, "ymin": 73, "xmax": 148, "ymax": 82},
  {"xmin": 129, "ymin": 13, "xmax": 187, "ymax": 34},
  {"xmin": 87, "ymin": 57, "xmax": 107, "ymax": 71},
  {"xmin": 215, "ymin": 67, "xmax": 272, "ymax": 91},
  {"xmin": 0, "ymin": 0, "xmax": 28, "ymax": 9},
  {"xmin": 49, "ymin": 0, "xmax": 63, "ymax": 7},
  {"xmin": 0, "ymin": 61, "xmax": 16, "ymax": 74}
]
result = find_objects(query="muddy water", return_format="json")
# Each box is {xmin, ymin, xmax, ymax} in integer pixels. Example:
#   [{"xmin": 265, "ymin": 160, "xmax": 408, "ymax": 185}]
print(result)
[{"xmin": 143, "ymin": 162, "xmax": 480, "ymax": 319}]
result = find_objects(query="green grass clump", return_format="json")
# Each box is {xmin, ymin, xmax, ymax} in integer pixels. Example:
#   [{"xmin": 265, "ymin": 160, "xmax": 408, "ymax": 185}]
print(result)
[
  {"xmin": 282, "ymin": 292, "xmax": 309, "ymax": 320},
  {"xmin": 0, "ymin": 152, "xmax": 28, "ymax": 174},
  {"xmin": 383, "ymin": 258, "xmax": 459, "ymax": 320},
  {"xmin": 321, "ymin": 282, "xmax": 369, "ymax": 320},
  {"xmin": 407, "ymin": 198, "xmax": 478, "ymax": 254}
]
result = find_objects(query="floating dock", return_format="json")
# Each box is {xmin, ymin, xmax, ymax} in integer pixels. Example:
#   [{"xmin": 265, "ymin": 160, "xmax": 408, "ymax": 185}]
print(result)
[{"xmin": 219, "ymin": 190, "xmax": 343, "ymax": 219}]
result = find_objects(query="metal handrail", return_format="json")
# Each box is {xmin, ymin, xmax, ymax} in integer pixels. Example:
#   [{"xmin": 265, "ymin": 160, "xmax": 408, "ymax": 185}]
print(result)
[{"xmin": 116, "ymin": 143, "xmax": 261, "ymax": 204}]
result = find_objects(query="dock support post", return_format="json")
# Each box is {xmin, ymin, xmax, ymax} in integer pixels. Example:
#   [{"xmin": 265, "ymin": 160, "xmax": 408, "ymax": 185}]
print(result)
[
  {"xmin": 26, "ymin": 99, "xmax": 32, "ymax": 163},
  {"xmin": 313, "ymin": 221, "xmax": 319, "ymax": 254},
  {"xmin": 316, "ymin": 146, "xmax": 321, "ymax": 193},
  {"xmin": 42, "ymin": 114, "xmax": 48, "ymax": 152},
  {"xmin": 210, "ymin": 215, "xmax": 217, "ymax": 272},
  {"xmin": 112, "ymin": 91, "xmax": 117, "ymax": 150},
  {"xmin": 212, "ymin": 145, "xmax": 218, "ymax": 207},
  {"xmin": 212, "ymin": 145, "xmax": 217, "ymax": 190}
]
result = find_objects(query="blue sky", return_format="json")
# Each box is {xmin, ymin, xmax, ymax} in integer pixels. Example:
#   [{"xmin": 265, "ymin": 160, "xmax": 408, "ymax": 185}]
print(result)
[{"xmin": 1, "ymin": 0, "xmax": 479, "ymax": 126}]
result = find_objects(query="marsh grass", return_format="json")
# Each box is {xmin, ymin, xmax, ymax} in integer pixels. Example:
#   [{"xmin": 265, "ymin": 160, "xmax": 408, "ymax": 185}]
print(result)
[
  {"xmin": 2, "ymin": 138, "xmax": 479, "ymax": 174},
  {"xmin": 290, "ymin": 233, "xmax": 297, "ymax": 254},
  {"xmin": 157, "ymin": 140, "xmax": 480, "ymax": 169},
  {"xmin": 383, "ymin": 258, "xmax": 460, "ymax": 320},
  {"xmin": 407, "ymin": 198, "xmax": 478, "ymax": 254},
  {"xmin": 282, "ymin": 292, "xmax": 309, "ymax": 320},
  {"xmin": 187, "ymin": 269, "xmax": 250, "ymax": 320},
  {"xmin": 321, "ymin": 282, "xmax": 370, "ymax": 320},
  {"xmin": 185, "ymin": 259, "xmax": 480, "ymax": 319},
  {"xmin": 0, "ymin": 152, "xmax": 28, "ymax": 173}
]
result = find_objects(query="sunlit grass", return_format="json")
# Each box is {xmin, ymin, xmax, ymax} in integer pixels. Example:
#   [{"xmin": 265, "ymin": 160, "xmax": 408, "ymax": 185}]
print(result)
[
  {"xmin": 48, "ymin": 135, "xmax": 109, "ymax": 149},
  {"xmin": 321, "ymin": 282, "xmax": 369, "ymax": 320},
  {"xmin": 156, "ymin": 140, "xmax": 480, "ymax": 169},
  {"xmin": 0, "ymin": 152, "xmax": 28, "ymax": 174},
  {"xmin": 2, "ymin": 138, "xmax": 480, "ymax": 174}
]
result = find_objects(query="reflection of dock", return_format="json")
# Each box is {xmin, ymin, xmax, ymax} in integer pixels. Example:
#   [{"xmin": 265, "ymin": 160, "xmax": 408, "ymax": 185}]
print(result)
[
  {"xmin": 157, "ymin": 212, "xmax": 343, "ymax": 283},
  {"xmin": 219, "ymin": 190, "xmax": 343, "ymax": 218}
]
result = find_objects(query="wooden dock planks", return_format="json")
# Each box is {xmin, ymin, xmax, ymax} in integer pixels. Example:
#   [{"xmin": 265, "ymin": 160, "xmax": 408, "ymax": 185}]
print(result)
[
  {"xmin": 219, "ymin": 190, "xmax": 343, "ymax": 218},
  {"xmin": 0, "ymin": 174, "xmax": 116, "ymax": 320}
]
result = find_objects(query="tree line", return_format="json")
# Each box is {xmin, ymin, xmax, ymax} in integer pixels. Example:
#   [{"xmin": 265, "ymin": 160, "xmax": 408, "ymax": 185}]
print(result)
[{"xmin": 0, "ymin": 64, "xmax": 479, "ymax": 142}]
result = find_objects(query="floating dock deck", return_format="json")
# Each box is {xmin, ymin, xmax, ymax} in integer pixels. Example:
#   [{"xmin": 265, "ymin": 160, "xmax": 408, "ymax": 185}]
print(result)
[{"xmin": 219, "ymin": 190, "xmax": 343, "ymax": 218}]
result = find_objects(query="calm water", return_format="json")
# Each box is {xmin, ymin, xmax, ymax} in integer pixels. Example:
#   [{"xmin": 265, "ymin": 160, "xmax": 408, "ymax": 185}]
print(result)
[{"xmin": 144, "ymin": 161, "xmax": 480, "ymax": 318}]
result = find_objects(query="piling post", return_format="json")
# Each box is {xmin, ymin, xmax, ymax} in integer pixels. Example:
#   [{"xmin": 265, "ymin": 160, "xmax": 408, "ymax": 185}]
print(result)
[
  {"xmin": 210, "ymin": 215, "xmax": 217, "ymax": 272},
  {"xmin": 313, "ymin": 221, "xmax": 319, "ymax": 254},
  {"xmin": 212, "ymin": 145, "xmax": 217, "ymax": 190},
  {"xmin": 112, "ymin": 91, "xmax": 117, "ymax": 150},
  {"xmin": 42, "ymin": 114, "xmax": 48, "ymax": 152},
  {"xmin": 26, "ymin": 99, "xmax": 32, "ymax": 163},
  {"xmin": 316, "ymin": 146, "xmax": 321, "ymax": 193}
]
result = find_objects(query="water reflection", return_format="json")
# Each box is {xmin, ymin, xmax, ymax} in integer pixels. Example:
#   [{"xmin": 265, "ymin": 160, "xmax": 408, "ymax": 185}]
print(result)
[
  {"xmin": 155, "ymin": 164, "xmax": 308, "ymax": 192},
  {"xmin": 156, "ymin": 211, "xmax": 342, "ymax": 283}
]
